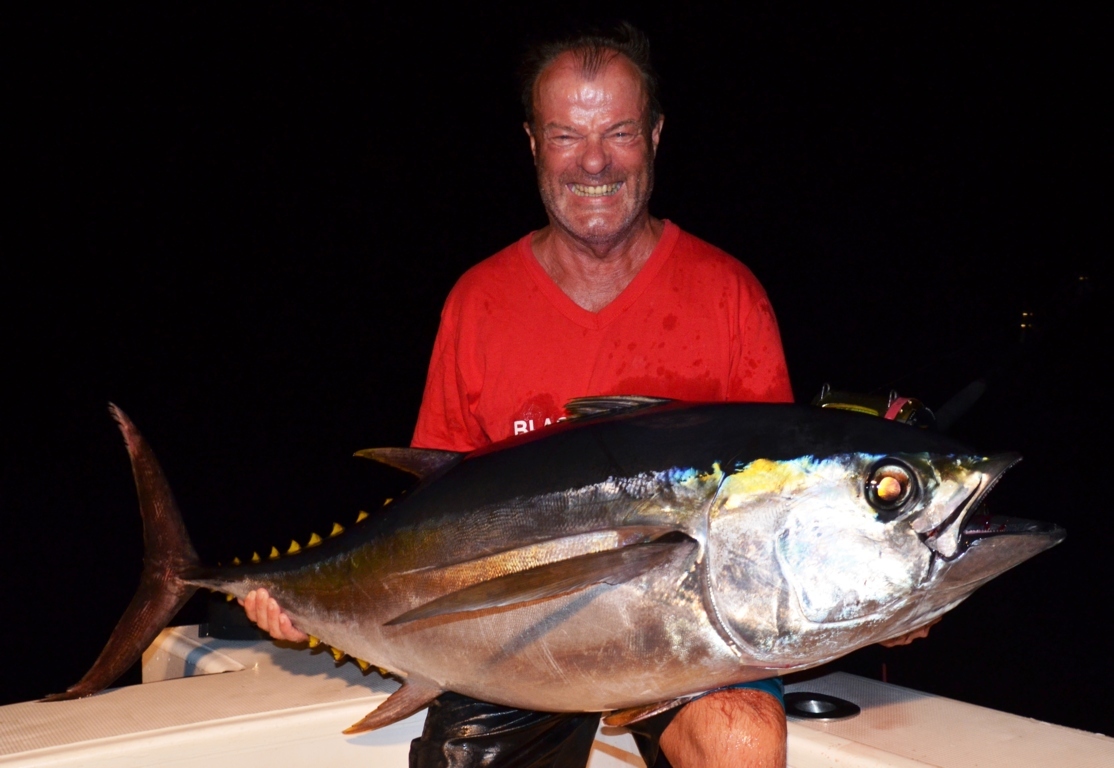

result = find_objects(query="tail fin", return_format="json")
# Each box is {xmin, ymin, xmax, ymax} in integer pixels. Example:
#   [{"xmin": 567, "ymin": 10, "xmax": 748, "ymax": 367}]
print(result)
[{"xmin": 43, "ymin": 405, "xmax": 201, "ymax": 701}]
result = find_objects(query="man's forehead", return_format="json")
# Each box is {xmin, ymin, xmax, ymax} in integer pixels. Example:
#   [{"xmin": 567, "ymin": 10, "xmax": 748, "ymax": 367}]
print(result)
[{"xmin": 533, "ymin": 49, "xmax": 647, "ymax": 114}]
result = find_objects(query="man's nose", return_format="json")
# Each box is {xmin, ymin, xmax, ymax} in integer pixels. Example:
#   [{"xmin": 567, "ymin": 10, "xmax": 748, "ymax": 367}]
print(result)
[{"xmin": 579, "ymin": 135, "xmax": 609, "ymax": 175}]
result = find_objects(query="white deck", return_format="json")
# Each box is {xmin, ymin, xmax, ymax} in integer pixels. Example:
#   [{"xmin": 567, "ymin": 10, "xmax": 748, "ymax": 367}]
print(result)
[{"xmin": 1, "ymin": 626, "xmax": 1109, "ymax": 767}]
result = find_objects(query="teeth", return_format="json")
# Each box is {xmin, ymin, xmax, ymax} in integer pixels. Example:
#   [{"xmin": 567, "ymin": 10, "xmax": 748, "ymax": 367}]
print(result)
[{"xmin": 571, "ymin": 182, "xmax": 621, "ymax": 197}]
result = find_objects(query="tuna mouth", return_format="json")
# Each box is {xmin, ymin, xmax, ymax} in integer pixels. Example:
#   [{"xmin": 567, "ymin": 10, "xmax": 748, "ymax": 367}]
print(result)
[
  {"xmin": 570, "ymin": 182, "xmax": 622, "ymax": 197},
  {"xmin": 921, "ymin": 453, "xmax": 1021, "ymax": 560},
  {"xmin": 952, "ymin": 455, "xmax": 1065, "ymax": 548},
  {"xmin": 959, "ymin": 512, "xmax": 1066, "ymax": 543}
]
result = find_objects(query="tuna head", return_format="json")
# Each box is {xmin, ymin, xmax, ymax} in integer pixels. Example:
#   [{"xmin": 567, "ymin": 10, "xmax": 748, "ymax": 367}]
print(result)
[{"xmin": 702, "ymin": 451, "xmax": 1064, "ymax": 668}]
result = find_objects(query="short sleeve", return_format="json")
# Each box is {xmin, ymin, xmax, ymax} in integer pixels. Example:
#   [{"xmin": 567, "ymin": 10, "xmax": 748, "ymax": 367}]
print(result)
[
  {"xmin": 728, "ymin": 273, "xmax": 793, "ymax": 404},
  {"xmin": 411, "ymin": 296, "xmax": 490, "ymax": 452}
]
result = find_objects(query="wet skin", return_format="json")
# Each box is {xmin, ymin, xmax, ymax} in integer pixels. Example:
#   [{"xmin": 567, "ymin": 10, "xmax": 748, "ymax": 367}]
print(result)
[
  {"xmin": 526, "ymin": 51, "xmax": 665, "ymax": 312},
  {"xmin": 526, "ymin": 50, "xmax": 662, "ymax": 254}
]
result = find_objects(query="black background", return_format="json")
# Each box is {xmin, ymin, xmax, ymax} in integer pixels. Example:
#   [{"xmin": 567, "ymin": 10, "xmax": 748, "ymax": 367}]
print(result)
[{"xmin": 4, "ymin": 3, "xmax": 1109, "ymax": 736}]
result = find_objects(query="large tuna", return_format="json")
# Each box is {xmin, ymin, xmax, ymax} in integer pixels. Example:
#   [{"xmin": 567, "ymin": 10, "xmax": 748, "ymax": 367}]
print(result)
[{"xmin": 47, "ymin": 398, "xmax": 1063, "ymax": 733}]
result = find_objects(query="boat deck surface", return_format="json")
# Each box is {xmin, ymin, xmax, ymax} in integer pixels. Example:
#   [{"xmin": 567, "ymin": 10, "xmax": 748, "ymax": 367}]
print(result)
[{"xmin": 1, "ymin": 626, "xmax": 1110, "ymax": 767}]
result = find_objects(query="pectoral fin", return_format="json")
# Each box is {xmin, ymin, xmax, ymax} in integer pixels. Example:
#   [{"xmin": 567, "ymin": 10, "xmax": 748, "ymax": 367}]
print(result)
[
  {"xmin": 603, "ymin": 694, "xmax": 704, "ymax": 727},
  {"xmin": 343, "ymin": 679, "xmax": 443, "ymax": 734},
  {"xmin": 386, "ymin": 536, "xmax": 696, "ymax": 626}
]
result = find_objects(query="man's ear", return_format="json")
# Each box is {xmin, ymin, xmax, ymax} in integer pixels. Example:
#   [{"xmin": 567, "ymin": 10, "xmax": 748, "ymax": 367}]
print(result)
[
  {"xmin": 650, "ymin": 115, "xmax": 664, "ymax": 157},
  {"xmin": 524, "ymin": 122, "xmax": 538, "ymax": 164}
]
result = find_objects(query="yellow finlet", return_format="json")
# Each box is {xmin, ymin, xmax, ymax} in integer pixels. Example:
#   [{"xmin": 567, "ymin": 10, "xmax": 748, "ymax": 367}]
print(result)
[
  {"xmin": 268, "ymin": 546, "xmax": 280, "ymax": 560},
  {"xmin": 225, "ymin": 593, "xmax": 235, "ymax": 602},
  {"xmin": 232, "ymin": 556, "xmax": 242, "ymax": 566},
  {"xmin": 307, "ymin": 635, "xmax": 320, "ymax": 648},
  {"xmin": 330, "ymin": 522, "xmax": 345, "ymax": 537},
  {"xmin": 287, "ymin": 540, "xmax": 301, "ymax": 554},
  {"xmin": 382, "ymin": 498, "xmax": 393, "ymax": 506},
  {"xmin": 355, "ymin": 658, "xmax": 371, "ymax": 672},
  {"xmin": 251, "ymin": 551, "xmax": 261, "ymax": 564},
  {"xmin": 330, "ymin": 647, "xmax": 346, "ymax": 662},
  {"xmin": 356, "ymin": 510, "xmax": 369, "ymax": 523},
  {"xmin": 307, "ymin": 532, "xmax": 323, "ymax": 547}
]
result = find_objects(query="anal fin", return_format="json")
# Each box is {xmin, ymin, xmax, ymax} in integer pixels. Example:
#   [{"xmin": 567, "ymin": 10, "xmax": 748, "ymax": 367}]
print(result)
[{"xmin": 343, "ymin": 679, "xmax": 442, "ymax": 734}]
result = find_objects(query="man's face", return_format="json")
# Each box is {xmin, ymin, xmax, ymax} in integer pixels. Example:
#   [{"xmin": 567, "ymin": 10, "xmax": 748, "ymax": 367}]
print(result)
[{"xmin": 526, "ymin": 51, "xmax": 663, "ymax": 249}]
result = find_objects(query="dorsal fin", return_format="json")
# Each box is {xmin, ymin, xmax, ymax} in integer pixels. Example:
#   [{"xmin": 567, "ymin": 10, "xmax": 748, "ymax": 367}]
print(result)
[
  {"xmin": 563, "ymin": 395, "xmax": 674, "ymax": 420},
  {"xmin": 354, "ymin": 447, "xmax": 462, "ymax": 479}
]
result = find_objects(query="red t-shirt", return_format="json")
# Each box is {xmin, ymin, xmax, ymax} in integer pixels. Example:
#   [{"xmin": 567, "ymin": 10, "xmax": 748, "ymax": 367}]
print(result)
[{"xmin": 412, "ymin": 221, "xmax": 793, "ymax": 452}]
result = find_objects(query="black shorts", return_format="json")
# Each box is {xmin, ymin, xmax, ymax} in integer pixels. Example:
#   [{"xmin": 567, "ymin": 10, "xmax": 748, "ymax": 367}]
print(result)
[{"xmin": 409, "ymin": 680, "xmax": 784, "ymax": 768}]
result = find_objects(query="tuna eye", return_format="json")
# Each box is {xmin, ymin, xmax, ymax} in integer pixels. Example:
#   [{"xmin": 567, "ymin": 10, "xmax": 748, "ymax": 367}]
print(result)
[{"xmin": 866, "ymin": 461, "xmax": 918, "ymax": 518}]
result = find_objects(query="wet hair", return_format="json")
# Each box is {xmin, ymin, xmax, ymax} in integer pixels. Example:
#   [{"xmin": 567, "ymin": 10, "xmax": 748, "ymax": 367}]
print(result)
[{"xmin": 519, "ymin": 21, "xmax": 662, "ymax": 130}]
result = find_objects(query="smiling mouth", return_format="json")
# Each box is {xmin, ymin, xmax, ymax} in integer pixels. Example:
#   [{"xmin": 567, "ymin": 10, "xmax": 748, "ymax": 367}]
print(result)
[{"xmin": 570, "ymin": 182, "xmax": 622, "ymax": 197}]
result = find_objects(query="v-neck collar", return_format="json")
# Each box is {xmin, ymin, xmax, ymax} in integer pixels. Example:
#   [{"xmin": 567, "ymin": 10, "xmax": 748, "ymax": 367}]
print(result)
[{"xmin": 517, "ymin": 221, "xmax": 680, "ymax": 331}]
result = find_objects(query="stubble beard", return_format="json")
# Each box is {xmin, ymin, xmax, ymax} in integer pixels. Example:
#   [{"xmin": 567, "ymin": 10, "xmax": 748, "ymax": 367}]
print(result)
[{"xmin": 538, "ymin": 162, "xmax": 656, "ymax": 251}]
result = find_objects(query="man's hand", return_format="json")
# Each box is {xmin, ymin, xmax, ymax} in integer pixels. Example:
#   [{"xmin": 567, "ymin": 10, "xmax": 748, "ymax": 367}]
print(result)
[
  {"xmin": 879, "ymin": 616, "xmax": 942, "ymax": 647},
  {"xmin": 660, "ymin": 688, "xmax": 787, "ymax": 768},
  {"xmin": 240, "ymin": 588, "xmax": 309, "ymax": 642}
]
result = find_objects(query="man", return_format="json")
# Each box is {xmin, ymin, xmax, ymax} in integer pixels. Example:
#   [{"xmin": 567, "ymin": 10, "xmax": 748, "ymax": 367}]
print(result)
[{"xmin": 247, "ymin": 23, "xmax": 792, "ymax": 767}]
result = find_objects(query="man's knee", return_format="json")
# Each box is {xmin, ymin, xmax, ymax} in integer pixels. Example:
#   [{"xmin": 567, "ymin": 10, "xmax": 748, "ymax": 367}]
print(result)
[{"xmin": 659, "ymin": 688, "xmax": 787, "ymax": 768}]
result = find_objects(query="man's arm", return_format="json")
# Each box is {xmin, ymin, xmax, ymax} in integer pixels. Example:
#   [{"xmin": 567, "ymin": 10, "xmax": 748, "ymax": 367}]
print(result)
[{"xmin": 661, "ymin": 688, "xmax": 787, "ymax": 768}]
